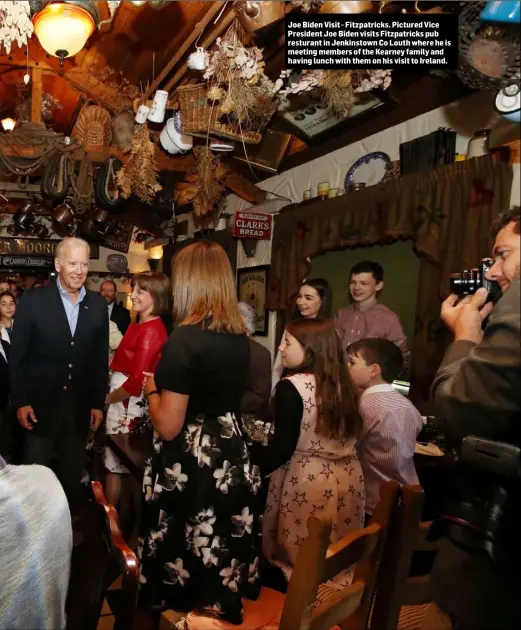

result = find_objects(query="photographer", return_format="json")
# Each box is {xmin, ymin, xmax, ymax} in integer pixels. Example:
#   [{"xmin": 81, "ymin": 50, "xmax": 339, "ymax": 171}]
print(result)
[{"xmin": 426, "ymin": 206, "xmax": 520, "ymax": 630}]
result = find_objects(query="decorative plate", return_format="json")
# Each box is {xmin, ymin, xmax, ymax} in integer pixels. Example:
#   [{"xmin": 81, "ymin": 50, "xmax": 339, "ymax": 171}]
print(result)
[
  {"xmin": 344, "ymin": 151, "xmax": 391, "ymax": 189},
  {"xmin": 106, "ymin": 254, "xmax": 128, "ymax": 274}
]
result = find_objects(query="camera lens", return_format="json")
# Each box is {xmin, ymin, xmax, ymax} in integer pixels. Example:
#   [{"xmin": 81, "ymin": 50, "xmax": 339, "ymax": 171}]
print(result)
[{"xmin": 449, "ymin": 269, "xmax": 481, "ymax": 296}]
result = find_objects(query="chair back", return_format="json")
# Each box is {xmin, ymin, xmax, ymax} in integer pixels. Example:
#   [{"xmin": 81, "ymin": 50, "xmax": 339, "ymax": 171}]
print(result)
[
  {"xmin": 66, "ymin": 481, "xmax": 139, "ymax": 630},
  {"xmin": 369, "ymin": 485, "xmax": 444, "ymax": 630},
  {"xmin": 279, "ymin": 480, "xmax": 400, "ymax": 630}
]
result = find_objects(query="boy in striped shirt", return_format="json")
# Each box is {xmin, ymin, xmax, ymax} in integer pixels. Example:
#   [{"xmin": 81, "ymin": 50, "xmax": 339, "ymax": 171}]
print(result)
[{"xmin": 347, "ymin": 338, "xmax": 423, "ymax": 523}]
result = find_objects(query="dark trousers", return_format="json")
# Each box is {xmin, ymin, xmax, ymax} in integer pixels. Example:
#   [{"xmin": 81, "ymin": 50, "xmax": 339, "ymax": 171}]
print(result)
[{"xmin": 22, "ymin": 392, "xmax": 90, "ymax": 510}]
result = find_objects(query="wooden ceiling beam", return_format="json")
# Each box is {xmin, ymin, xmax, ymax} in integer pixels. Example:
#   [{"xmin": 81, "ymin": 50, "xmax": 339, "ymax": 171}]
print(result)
[
  {"xmin": 143, "ymin": 2, "xmax": 225, "ymax": 100},
  {"xmin": 166, "ymin": 8, "xmax": 236, "ymax": 94},
  {"xmin": 222, "ymin": 166, "xmax": 267, "ymax": 205},
  {"xmin": 30, "ymin": 68, "xmax": 43, "ymax": 124}
]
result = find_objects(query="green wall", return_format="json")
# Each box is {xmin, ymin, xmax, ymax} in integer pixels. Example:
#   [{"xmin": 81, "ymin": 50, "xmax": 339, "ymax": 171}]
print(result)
[{"xmin": 309, "ymin": 239, "xmax": 421, "ymax": 345}]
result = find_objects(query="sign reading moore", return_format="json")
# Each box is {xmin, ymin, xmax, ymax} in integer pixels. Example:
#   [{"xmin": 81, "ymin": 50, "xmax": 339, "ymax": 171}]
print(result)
[{"xmin": 0, "ymin": 238, "xmax": 99, "ymax": 259}]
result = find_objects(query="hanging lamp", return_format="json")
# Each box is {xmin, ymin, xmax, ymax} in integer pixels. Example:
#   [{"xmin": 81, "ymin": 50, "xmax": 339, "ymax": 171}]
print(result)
[{"xmin": 32, "ymin": 1, "xmax": 99, "ymax": 66}]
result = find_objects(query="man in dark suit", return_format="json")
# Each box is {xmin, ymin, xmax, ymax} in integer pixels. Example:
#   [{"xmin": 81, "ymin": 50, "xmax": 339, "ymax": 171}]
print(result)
[
  {"xmin": 100, "ymin": 278, "xmax": 131, "ymax": 335},
  {"xmin": 9, "ymin": 237, "xmax": 109, "ymax": 507}
]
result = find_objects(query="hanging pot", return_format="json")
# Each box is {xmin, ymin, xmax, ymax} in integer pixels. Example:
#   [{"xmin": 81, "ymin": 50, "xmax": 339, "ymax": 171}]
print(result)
[
  {"xmin": 320, "ymin": 1, "xmax": 373, "ymax": 14},
  {"xmin": 160, "ymin": 115, "xmax": 193, "ymax": 155},
  {"xmin": 13, "ymin": 206, "xmax": 36, "ymax": 230},
  {"xmin": 233, "ymin": 1, "xmax": 286, "ymax": 33},
  {"xmin": 32, "ymin": 223, "xmax": 50, "ymax": 239},
  {"xmin": 77, "ymin": 219, "xmax": 103, "ymax": 242},
  {"xmin": 52, "ymin": 203, "xmax": 75, "ymax": 227},
  {"xmin": 93, "ymin": 208, "xmax": 111, "ymax": 227}
]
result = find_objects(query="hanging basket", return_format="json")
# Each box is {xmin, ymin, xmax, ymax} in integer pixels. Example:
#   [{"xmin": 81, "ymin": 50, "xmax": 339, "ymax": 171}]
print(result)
[
  {"xmin": 177, "ymin": 84, "xmax": 275, "ymax": 145},
  {"xmin": 72, "ymin": 105, "xmax": 112, "ymax": 151}
]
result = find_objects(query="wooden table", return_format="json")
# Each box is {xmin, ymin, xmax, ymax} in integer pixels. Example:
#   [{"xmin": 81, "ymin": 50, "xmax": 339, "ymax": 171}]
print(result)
[{"xmin": 106, "ymin": 432, "xmax": 153, "ymax": 482}]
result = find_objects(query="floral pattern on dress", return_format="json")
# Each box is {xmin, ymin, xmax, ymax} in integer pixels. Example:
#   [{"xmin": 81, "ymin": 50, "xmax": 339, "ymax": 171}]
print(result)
[
  {"xmin": 139, "ymin": 414, "xmax": 262, "ymax": 625},
  {"xmin": 105, "ymin": 370, "xmax": 152, "ymax": 474}
]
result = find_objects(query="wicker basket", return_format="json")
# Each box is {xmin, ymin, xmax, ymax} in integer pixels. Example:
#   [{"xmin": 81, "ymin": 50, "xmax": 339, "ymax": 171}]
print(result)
[
  {"xmin": 72, "ymin": 105, "xmax": 112, "ymax": 150},
  {"xmin": 177, "ymin": 84, "xmax": 275, "ymax": 145}
]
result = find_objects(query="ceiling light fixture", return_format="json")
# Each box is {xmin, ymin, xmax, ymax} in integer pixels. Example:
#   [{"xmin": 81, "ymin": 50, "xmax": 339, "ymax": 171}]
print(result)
[{"xmin": 32, "ymin": 1, "xmax": 99, "ymax": 66}]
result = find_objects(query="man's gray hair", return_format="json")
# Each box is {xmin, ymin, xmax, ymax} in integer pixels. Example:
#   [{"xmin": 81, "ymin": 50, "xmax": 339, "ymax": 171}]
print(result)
[
  {"xmin": 238, "ymin": 302, "xmax": 256, "ymax": 336},
  {"xmin": 55, "ymin": 237, "xmax": 90, "ymax": 261}
]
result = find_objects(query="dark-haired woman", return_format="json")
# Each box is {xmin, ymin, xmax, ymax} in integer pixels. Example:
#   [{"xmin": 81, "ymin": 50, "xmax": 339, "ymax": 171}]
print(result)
[
  {"xmin": 263, "ymin": 318, "xmax": 364, "ymax": 592},
  {"xmin": 272, "ymin": 278, "xmax": 332, "ymax": 388},
  {"xmin": 104, "ymin": 271, "xmax": 169, "ymax": 510}
]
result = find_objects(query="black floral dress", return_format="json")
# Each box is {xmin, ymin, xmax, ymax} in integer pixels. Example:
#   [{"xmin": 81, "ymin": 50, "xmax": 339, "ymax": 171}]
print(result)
[{"xmin": 137, "ymin": 326, "xmax": 262, "ymax": 624}]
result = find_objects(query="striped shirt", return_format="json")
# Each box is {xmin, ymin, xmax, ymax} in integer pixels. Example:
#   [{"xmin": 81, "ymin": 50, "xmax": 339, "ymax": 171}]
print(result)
[
  {"xmin": 356, "ymin": 384, "xmax": 423, "ymax": 514},
  {"xmin": 335, "ymin": 302, "xmax": 409, "ymax": 362}
]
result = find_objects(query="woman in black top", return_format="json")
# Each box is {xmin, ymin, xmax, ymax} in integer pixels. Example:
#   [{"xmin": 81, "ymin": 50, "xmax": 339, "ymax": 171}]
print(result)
[{"xmin": 140, "ymin": 241, "xmax": 261, "ymax": 624}]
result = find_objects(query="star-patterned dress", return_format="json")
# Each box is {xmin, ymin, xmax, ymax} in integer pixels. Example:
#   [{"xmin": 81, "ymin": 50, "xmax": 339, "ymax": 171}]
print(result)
[{"xmin": 263, "ymin": 373, "xmax": 365, "ymax": 590}]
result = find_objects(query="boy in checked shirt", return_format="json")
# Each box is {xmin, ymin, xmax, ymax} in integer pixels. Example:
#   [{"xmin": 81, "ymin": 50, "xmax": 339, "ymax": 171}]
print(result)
[{"xmin": 347, "ymin": 338, "xmax": 423, "ymax": 524}]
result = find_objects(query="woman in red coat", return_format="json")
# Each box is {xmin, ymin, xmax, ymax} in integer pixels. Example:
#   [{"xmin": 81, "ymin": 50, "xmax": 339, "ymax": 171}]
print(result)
[{"xmin": 104, "ymin": 271, "xmax": 170, "ymax": 512}]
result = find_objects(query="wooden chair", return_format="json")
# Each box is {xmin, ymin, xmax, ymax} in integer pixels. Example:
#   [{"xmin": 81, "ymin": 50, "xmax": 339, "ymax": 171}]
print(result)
[
  {"xmin": 165, "ymin": 480, "xmax": 400, "ymax": 630},
  {"xmin": 66, "ymin": 481, "xmax": 139, "ymax": 630},
  {"xmin": 369, "ymin": 485, "xmax": 445, "ymax": 630}
]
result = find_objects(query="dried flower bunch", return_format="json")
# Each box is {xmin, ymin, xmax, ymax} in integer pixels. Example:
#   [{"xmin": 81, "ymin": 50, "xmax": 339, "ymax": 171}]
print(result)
[
  {"xmin": 116, "ymin": 124, "xmax": 162, "ymax": 204},
  {"xmin": 290, "ymin": 0, "xmax": 324, "ymax": 12},
  {"xmin": 204, "ymin": 35, "xmax": 266, "ymax": 85},
  {"xmin": 95, "ymin": 65, "xmax": 140, "ymax": 101},
  {"xmin": 279, "ymin": 69, "xmax": 393, "ymax": 117},
  {"xmin": 41, "ymin": 92, "xmax": 63, "ymax": 121},
  {"xmin": 0, "ymin": 1, "xmax": 33, "ymax": 54},
  {"xmin": 203, "ymin": 25, "xmax": 281, "ymax": 129},
  {"xmin": 181, "ymin": 147, "xmax": 226, "ymax": 218}
]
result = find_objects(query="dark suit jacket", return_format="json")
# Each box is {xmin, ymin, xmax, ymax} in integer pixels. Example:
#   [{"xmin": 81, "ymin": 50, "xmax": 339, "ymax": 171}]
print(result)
[
  {"xmin": 9, "ymin": 282, "xmax": 109, "ymax": 436},
  {"xmin": 0, "ymin": 339, "xmax": 9, "ymax": 411},
  {"xmin": 110, "ymin": 303, "xmax": 131, "ymax": 335},
  {"xmin": 241, "ymin": 338, "xmax": 272, "ymax": 423}
]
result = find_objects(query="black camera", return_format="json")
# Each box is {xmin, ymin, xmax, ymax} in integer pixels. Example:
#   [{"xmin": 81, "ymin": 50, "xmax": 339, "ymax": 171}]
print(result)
[
  {"xmin": 428, "ymin": 436, "xmax": 520, "ymax": 563},
  {"xmin": 449, "ymin": 258, "xmax": 500, "ymax": 302}
]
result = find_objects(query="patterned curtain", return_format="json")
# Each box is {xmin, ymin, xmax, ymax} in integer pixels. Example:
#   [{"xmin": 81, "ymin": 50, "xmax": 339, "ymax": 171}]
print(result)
[{"xmin": 267, "ymin": 155, "xmax": 513, "ymax": 407}]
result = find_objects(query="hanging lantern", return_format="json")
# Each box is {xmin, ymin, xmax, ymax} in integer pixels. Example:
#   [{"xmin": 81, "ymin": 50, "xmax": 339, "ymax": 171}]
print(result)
[{"xmin": 33, "ymin": 1, "xmax": 99, "ymax": 66}]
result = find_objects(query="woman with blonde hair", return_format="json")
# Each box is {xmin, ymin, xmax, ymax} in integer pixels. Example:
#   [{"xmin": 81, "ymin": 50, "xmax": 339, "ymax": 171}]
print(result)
[
  {"xmin": 104, "ymin": 271, "xmax": 169, "ymax": 512},
  {"xmin": 140, "ymin": 241, "xmax": 261, "ymax": 624}
]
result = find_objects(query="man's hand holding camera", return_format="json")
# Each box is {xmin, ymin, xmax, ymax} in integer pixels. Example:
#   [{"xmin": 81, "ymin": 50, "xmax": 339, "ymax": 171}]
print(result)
[{"xmin": 441, "ymin": 288, "xmax": 494, "ymax": 344}]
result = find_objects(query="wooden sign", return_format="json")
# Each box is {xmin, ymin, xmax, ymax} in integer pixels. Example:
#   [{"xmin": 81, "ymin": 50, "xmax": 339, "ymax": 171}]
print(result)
[
  {"xmin": 233, "ymin": 212, "xmax": 272, "ymax": 240},
  {"xmin": 100, "ymin": 223, "xmax": 134, "ymax": 254},
  {"xmin": 0, "ymin": 255, "xmax": 54, "ymax": 269},
  {"xmin": 0, "ymin": 238, "xmax": 99, "ymax": 259}
]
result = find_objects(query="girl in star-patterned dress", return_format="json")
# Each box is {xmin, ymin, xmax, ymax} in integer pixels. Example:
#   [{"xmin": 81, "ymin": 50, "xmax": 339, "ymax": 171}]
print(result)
[{"xmin": 262, "ymin": 318, "xmax": 365, "ymax": 592}]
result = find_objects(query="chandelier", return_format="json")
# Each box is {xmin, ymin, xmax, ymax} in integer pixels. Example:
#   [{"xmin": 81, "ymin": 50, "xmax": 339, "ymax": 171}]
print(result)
[{"xmin": 32, "ymin": 1, "xmax": 99, "ymax": 65}]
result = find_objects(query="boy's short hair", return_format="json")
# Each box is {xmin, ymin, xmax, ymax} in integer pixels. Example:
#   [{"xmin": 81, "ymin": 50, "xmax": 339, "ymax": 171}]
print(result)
[
  {"xmin": 350, "ymin": 260, "xmax": 384, "ymax": 283},
  {"xmin": 347, "ymin": 338, "xmax": 404, "ymax": 383}
]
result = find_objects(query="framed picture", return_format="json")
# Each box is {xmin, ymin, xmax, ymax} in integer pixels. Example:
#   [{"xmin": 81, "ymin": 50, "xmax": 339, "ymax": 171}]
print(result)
[
  {"xmin": 237, "ymin": 265, "xmax": 269, "ymax": 336},
  {"xmin": 276, "ymin": 80, "xmax": 397, "ymax": 145}
]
